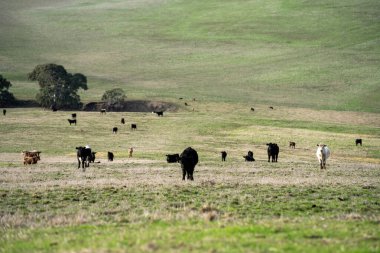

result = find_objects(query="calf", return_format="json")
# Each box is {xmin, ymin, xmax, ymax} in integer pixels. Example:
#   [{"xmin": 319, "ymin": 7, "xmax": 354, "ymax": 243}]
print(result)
[
  {"xmin": 100, "ymin": 109, "xmax": 106, "ymax": 114},
  {"xmin": 221, "ymin": 151, "xmax": 227, "ymax": 162},
  {"xmin": 131, "ymin": 124, "xmax": 137, "ymax": 130},
  {"xmin": 355, "ymin": 139, "xmax": 362, "ymax": 146},
  {"xmin": 113, "ymin": 127, "xmax": 118, "ymax": 134},
  {"xmin": 166, "ymin": 154, "xmax": 180, "ymax": 163},
  {"xmin": 89, "ymin": 152, "xmax": 96, "ymax": 163},
  {"xmin": 108, "ymin": 151, "xmax": 114, "ymax": 161},
  {"xmin": 243, "ymin": 150, "xmax": 255, "ymax": 162},
  {"xmin": 68, "ymin": 119, "xmax": 77, "ymax": 125},
  {"xmin": 316, "ymin": 144, "xmax": 330, "ymax": 169},
  {"xmin": 24, "ymin": 156, "xmax": 39, "ymax": 165},
  {"xmin": 180, "ymin": 147, "xmax": 198, "ymax": 181},
  {"xmin": 267, "ymin": 143, "xmax": 279, "ymax": 162},
  {"xmin": 128, "ymin": 147, "xmax": 133, "ymax": 158},
  {"xmin": 289, "ymin": 141, "xmax": 296, "ymax": 149},
  {"xmin": 76, "ymin": 146, "xmax": 92, "ymax": 171},
  {"xmin": 153, "ymin": 111, "xmax": 164, "ymax": 117}
]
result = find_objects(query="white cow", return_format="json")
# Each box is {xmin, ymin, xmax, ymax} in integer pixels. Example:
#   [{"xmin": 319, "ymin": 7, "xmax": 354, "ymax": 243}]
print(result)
[{"xmin": 316, "ymin": 144, "xmax": 330, "ymax": 169}]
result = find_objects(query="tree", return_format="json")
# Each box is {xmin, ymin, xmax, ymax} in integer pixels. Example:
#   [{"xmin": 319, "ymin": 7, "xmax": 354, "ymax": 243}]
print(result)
[
  {"xmin": 101, "ymin": 88, "xmax": 126, "ymax": 110},
  {"xmin": 28, "ymin": 64, "xmax": 88, "ymax": 109},
  {"xmin": 0, "ymin": 75, "xmax": 16, "ymax": 107}
]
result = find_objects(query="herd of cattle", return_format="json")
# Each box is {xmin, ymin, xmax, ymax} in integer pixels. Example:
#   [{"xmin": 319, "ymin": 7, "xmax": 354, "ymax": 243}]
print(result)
[{"xmin": 2, "ymin": 108, "xmax": 363, "ymax": 181}]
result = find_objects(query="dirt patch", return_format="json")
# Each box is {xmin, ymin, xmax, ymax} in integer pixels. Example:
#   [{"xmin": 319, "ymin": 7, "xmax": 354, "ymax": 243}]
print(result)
[{"xmin": 83, "ymin": 100, "xmax": 178, "ymax": 112}]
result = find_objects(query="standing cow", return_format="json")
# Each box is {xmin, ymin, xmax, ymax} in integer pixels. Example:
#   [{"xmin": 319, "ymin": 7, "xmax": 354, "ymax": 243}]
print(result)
[
  {"xmin": 221, "ymin": 151, "xmax": 227, "ymax": 162},
  {"xmin": 76, "ymin": 146, "xmax": 92, "ymax": 171},
  {"xmin": 316, "ymin": 144, "xmax": 330, "ymax": 169},
  {"xmin": 180, "ymin": 147, "xmax": 198, "ymax": 181},
  {"xmin": 267, "ymin": 143, "xmax": 279, "ymax": 162}
]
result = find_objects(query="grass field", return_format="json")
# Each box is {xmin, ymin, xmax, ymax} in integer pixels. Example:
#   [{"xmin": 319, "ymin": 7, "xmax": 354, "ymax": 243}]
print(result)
[{"xmin": 1, "ymin": 0, "xmax": 380, "ymax": 252}]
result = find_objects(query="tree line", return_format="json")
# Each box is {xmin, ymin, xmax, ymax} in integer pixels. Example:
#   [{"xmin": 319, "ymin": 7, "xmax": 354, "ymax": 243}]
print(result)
[{"xmin": 1, "ymin": 63, "xmax": 126, "ymax": 110}]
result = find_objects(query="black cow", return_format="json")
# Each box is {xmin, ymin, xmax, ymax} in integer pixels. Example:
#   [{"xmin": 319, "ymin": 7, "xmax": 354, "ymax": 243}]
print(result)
[
  {"xmin": 166, "ymin": 154, "xmax": 180, "ymax": 163},
  {"xmin": 121, "ymin": 118, "xmax": 125, "ymax": 124},
  {"xmin": 153, "ymin": 111, "xmax": 164, "ymax": 117},
  {"xmin": 3, "ymin": 109, "xmax": 6, "ymax": 116},
  {"xmin": 131, "ymin": 124, "xmax": 137, "ymax": 130},
  {"xmin": 76, "ymin": 146, "xmax": 92, "ymax": 171},
  {"xmin": 267, "ymin": 143, "xmax": 279, "ymax": 162},
  {"xmin": 355, "ymin": 139, "xmax": 362, "ymax": 146},
  {"xmin": 113, "ymin": 127, "xmax": 118, "ymax": 134},
  {"xmin": 180, "ymin": 147, "xmax": 198, "ymax": 181},
  {"xmin": 221, "ymin": 151, "xmax": 227, "ymax": 161},
  {"xmin": 89, "ymin": 152, "xmax": 96, "ymax": 163},
  {"xmin": 68, "ymin": 119, "xmax": 77, "ymax": 125},
  {"xmin": 243, "ymin": 150, "xmax": 255, "ymax": 162},
  {"xmin": 108, "ymin": 151, "xmax": 114, "ymax": 161},
  {"xmin": 250, "ymin": 107, "xmax": 255, "ymax": 112},
  {"xmin": 100, "ymin": 109, "xmax": 106, "ymax": 114}
]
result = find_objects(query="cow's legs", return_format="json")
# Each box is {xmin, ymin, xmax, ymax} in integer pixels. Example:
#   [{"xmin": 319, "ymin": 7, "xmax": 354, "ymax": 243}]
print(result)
[{"xmin": 182, "ymin": 169, "xmax": 186, "ymax": 180}]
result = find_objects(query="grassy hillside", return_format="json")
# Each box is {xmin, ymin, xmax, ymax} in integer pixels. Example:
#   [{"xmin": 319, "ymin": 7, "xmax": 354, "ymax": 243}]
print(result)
[{"xmin": 0, "ymin": 0, "xmax": 379, "ymax": 111}]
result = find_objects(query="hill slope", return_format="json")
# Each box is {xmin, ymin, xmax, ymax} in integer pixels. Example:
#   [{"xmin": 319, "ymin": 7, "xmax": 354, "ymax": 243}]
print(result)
[{"xmin": 0, "ymin": 0, "xmax": 379, "ymax": 111}]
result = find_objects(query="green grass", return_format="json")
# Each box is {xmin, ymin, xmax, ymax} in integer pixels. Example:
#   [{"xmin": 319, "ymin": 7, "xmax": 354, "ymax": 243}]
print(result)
[{"xmin": 1, "ymin": 0, "xmax": 379, "ymax": 111}]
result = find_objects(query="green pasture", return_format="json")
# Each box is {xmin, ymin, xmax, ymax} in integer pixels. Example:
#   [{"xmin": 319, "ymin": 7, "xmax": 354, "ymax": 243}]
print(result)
[{"xmin": 1, "ymin": 0, "xmax": 379, "ymax": 111}]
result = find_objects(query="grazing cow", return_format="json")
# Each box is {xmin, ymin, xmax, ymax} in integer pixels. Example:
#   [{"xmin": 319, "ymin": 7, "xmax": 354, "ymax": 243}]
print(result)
[
  {"xmin": 100, "ymin": 109, "xmax": 106, "ymax": 114},
  {"xmin": 121, "ymin": 118, "xmax": 125, "ymax": 124},
  {"xmin": 71, "ymin": 113, "xmax": 77, "ymax": 118},
  {"xmin": 243, "ymin": 150, "xmax": 255, "ymax": 162},
  {"xmin": 180, "ymin": 147, "xmax": 199, "ymax": 181},
  {"xmin": 267, "ymin": 143, "xmax": 279, "ymax": 162},
  {"xmin": 250, "ymin": 107, "xmax": 255, "ymax": 112},
  {"xmin": 108, "ymin": 151, "xmax": 114, "ymax": 161},
  {"xmin": 166, "ymin": 154, "xmax": 180, "ymax": 163},
  {"xmin": 112, "ymin": 127, "xmax": 118, "ymax": 134},
  {"xmin": 316, "ymin": 144, "xmax": 330, "ymax": 169},
  {"xmin": 128, "ymin": 147, "xmax": 133, "ymax": 158},
  {"xmin": 67, "ymin": 119, "xmax": 77, "ymax": 125},
  {"xmin": 3, "ymin": 109, "xmax": 6, "ymax": 116},
  {"xmin": 153, "ymin": 111, "xmax": 164, "ymax": 117},
  {"xmin": 289, "ymin": 141, "xmax": 296, "ymax": 149},
  {"xmin": 355, "ymin": 139, "xmax": 362, "ymax": 146},
  {"xmin": 185, "ymin": 102, "xmax": 189, "ymax": 106},
  {"xmin": 221, "ymin": 151, "xmax": 227, "ymax": 161},
  {"xmin": 131, "ymin": 124, "xmax": 137, "ymax": 130},
  {"xmin": 269, "ymin": 106, "xmax": 274, "ymax": 110},
  {"xmin": 76, "ymin": 146, "xmax": 92, "ymax": 171},
  {"xmin": 22, "ymin": 150, "xmax": 41, "ymax": 165}
]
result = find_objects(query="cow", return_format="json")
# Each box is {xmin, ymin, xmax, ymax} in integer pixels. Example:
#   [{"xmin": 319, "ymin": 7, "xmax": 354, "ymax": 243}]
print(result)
[
  {"xmin": 108, "ymin": 151, "xmax": 114, "ymax": 161},
  {"xmin": 100, "ymin": 109, "xmax": 106, "ymax": 114},
  {"xmin": 166, "ymin": 154, "xmax": 180, "ymax": 163},
  {"xmin": 180, "ymin": 147, "xmax": 198, "ymax": 181},
  {"xmin": 243, "ymin": 150, "xmax": 255, "ymax": 162},
  {"xmin": 355, "ymin": 139, "xmax": 362, "ymax": 146},
  {"xmin": 221, "ymin": 151, "xmax": 227, "ymax": 161},
  {"xmin": 269, "ymin": 106, "xmax": 274, "ymax": 110},
  {"xmin": 289, "ymin": 141, "xmax": 296, "ymax": 149},
  {"xmin": 68, "ymin": 119, "xmax": 76, "ymax": 125},
  {"xmin": 22, "ymin": 150, "xmax": 41, "ymax": 165},
  {"xmin": 3, "ymin": 109, "xmax": 6, "ymax": 116},
  {"xmin": 112, "ymin": 127, "xmax": 118, "ymax": 134},
  {"xmin": 89, "ymin": 152, "xmax": 96, "ymax": 163},
  {"xmin": 128, "ymin": 147, "xmax": 133, "ymax": 158},
  {"xmin": 71, "ymin": 113, "xmax": 77, "ymax": 118},
  {"xmin": 76, "ymin": 146, "xmax": 92, "ymax": 171},
  {"xmin": 51, "ymin": 104, "xmax": 57, "ymax": 112},
  {"xmin": 131, "ymin": 124, "xmax": 137, "ymax": 130},
  {"xmin": 121, "ymin": 118, "xmax": 125, "ymax": 124},
  {"xmin": 153, "ymin": 111, "xmax": 164, "ymax": 117},
  {"xmin": 267, "ymin": 143, "xmax": 279, "ymax": 162},
  {"xmin": 250, "ymin": 107, "xmax": 255, "ymax": 112},
  {"xmin": 316, "ymin": 144, "xmax": 330, "ymax": 169}
]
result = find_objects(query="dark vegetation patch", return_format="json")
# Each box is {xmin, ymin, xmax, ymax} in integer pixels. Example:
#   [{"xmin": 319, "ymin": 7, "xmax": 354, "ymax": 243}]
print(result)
[{"xmin": 82, "ymin": 100, "xmax": 177, "ymax": 112}]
